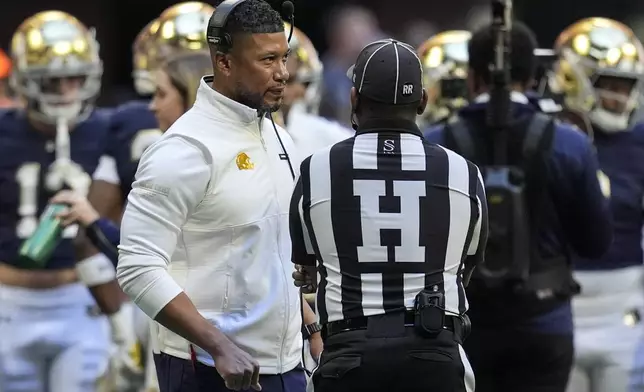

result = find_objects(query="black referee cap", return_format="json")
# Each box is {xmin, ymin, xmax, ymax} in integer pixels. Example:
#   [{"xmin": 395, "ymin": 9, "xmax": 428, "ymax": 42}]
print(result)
[{"xmin": 347, "ymin": 38, "xmax": 423, "ymax": 105}]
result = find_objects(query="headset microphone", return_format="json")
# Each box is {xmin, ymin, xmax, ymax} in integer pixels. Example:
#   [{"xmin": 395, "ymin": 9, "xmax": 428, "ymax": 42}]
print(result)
[{"xmin": 282, "ymin": 1, "xmax": 295, "ymax": 43}]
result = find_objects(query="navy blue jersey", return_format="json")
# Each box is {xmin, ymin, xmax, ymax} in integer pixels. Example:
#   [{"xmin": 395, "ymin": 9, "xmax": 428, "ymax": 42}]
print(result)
[
  {"xmin": 104, "ymin": 100, "xmax": 160, "ymax": 200},
  {"xmin": 573, "ymin": 123, "xmax": 644, "ymax": 271},
  {"xmin": 0, "ymin": 109, "xmax": 110, "ymax": 270},
  {"xmin": 424, "ymin": 102, "xmax": 612, "ymax": 261}
]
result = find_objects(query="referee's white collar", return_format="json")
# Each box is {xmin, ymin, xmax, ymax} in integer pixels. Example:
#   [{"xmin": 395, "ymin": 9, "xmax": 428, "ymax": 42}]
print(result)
[
  {"xmin": 194, "ymin": 75, "xmax": 259, "ymax": 124},
  {"xmin": 473, "ymin": 91, "xmax": 529, "ymax": 104}
]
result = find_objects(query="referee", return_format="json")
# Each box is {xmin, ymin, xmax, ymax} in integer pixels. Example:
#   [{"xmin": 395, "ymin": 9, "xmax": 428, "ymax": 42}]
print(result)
[{"xmin": 289, "ymin": 38, "xmax": 487, "ymax": 392}]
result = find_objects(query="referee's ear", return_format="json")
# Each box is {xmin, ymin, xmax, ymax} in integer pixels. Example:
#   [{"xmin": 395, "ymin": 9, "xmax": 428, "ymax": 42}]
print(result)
[{"xmin": 417, "ymin": 88, "xmax": 428, "ymax": 115}]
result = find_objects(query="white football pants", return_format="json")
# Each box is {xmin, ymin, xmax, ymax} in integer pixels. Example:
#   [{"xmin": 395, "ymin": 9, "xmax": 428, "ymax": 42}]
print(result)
[
  {"xmin": 0, "ymin": 282, "xmax": 110, "ymax": 392},
  {"xmin": 567, "ymin": 266, "xmax": 644, "ymax": 392}
]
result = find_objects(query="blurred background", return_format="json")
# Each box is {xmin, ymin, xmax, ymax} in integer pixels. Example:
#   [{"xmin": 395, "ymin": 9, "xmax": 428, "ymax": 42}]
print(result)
[{"xmin": 1, "ymin": 0, "xmax": 644, "ymax": 123}]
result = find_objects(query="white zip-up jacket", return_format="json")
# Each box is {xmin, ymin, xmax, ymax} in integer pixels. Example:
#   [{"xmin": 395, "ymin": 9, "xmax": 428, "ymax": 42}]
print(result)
[{"xmin": 117, "ymin": 76, "xmax": 303, "ymax": 374}]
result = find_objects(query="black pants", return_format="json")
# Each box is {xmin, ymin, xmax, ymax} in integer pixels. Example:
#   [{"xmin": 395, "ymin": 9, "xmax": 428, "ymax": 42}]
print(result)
[
  {"xmin": 153, "ymin": 352, "xmax": 307, "ymax": 392},
  {"xmin": 311, "ymin": 314, "xmax": 473, "ymax": 392},
  {"xmin": 464, "ymin": 326, "xmax": 574, "ymax": 392}
]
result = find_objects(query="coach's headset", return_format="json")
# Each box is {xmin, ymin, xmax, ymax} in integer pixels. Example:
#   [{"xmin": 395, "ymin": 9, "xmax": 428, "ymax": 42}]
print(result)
[{"xmin": 206, "ymin": 0, "xmax": 296, "ymax": 180}]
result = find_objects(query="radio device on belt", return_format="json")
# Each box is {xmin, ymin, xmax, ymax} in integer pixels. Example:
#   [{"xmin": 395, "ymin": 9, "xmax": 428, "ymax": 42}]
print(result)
[
  {"xmin": 413, "ymin": 288, "xmax": 472, "ymax": 342},
  {"xmin": 414, "ymin": 288, "xmax": 445, "ymax": 337}
]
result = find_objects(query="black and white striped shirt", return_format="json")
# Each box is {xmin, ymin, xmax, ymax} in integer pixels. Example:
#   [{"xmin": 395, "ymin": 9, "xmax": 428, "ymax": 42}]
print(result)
[{"xmin": 289, "ymin": 118, "xmax": 488, "ymax": 324}]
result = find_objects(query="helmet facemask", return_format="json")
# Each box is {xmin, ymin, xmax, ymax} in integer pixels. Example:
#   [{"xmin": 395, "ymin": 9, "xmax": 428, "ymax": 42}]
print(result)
[
  {"xmin": 13, "ymin": 63, "xmax": 102, "ymax": 124},
  {"xmin": 590, "ymin": 72, "xmax": 643, "ymax": 132}
]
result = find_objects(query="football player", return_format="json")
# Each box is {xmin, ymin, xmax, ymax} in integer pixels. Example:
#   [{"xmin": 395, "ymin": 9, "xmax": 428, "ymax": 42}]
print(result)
[
  {"xmin": 277, "ymin": 22, "xmax": 353, "ymax": 159},
  {"xmin": 548, "ymin": 17, "xmax": 644, "ymax": 392},
  {"xmin": 416, "ymin": 30, "xmax": 471, "ymax": 129},
  {"xmin": 52, "ymin": 49, "xmax": 215, "ymax": 392},
  {"xmin": 74, "ymin": 3, "xmax": 214, "ymax": 391},
  {"xmin": 0, "ymin": 10, "xmax": 111, "ymax": 391},
  {"xmin": 70, "ymin": 16, "xmax": 161, "ymax": 392}
]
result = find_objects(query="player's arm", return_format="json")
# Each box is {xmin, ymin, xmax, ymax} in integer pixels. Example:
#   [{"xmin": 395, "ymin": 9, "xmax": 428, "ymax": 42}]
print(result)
[
  {"xmin": 74, "ymin": 154, "xmax": 126, "ymax": 314},
  {"xmin": 70, "ymin": 142, "xmax": 135, "ymax": 374},
  {"xmin": 84, "ymin": 218, "xmax": 120, "ymax": 262},
  {"xmin": 90, "ymin": 153, "xmax": 126, "ymax": 221},
  {"xmin": 463, "ymin": 166, "xmax": 488, "ymax": 287},
  {"xmin": 557, "ymin": 129, "xmax": 613, "ymax": 258},
  {"xmin": 117, "ymin": 136, "xmax": 232, "ymax": 355}
]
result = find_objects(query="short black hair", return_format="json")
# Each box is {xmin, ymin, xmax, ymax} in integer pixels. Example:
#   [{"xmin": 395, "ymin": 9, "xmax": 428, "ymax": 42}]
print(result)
[
  {"xmin": 210, "ymin": 0, "xmax": 284, "ymax": 52},
  {"xmin": 468, "ymin": 21, "xmax": 538, "ymax": 86}
]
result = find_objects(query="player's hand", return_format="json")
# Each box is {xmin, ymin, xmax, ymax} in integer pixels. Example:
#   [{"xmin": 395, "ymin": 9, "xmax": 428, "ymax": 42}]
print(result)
[
  {"xmin": 211, "ymin": 340, "xmax": 261, "ymax": 391},
  {"xmin": 108, "ymin": 303, "xmax": 145, "ymax": 391},
  {"xmin": 292, "ymin": 266, "xmax": 316, "ymax": 294},
  {"xmin": 50, "ymin": 190, "xmax": 100, "ymax": 227}
]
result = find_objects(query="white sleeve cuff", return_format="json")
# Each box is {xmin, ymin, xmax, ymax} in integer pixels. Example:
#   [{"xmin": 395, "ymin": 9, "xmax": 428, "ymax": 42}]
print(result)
[
  {"xmin": 93, "ymin": 155, "xmax": 121, "ymax": 185},
  {"xmin": 130, "ymin": 272, "xmax": 183, "ymax": 319}
]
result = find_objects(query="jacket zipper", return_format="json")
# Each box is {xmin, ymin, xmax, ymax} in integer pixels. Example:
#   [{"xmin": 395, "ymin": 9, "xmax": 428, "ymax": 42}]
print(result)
[{"xmin": 258, "ymin": 121, "xmax": 290, "ymax": 372}]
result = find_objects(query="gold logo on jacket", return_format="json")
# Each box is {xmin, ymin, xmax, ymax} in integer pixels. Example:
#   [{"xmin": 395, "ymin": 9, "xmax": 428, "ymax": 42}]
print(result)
[{"xmin": 236, "ymin": 152, "xmax": 255, "ymax": 170}]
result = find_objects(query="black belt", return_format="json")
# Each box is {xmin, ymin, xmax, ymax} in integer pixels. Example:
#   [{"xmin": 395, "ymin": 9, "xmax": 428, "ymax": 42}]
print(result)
[{"xmin": 322, "ymin": 311, "xmax": 465, "ymax": 341}]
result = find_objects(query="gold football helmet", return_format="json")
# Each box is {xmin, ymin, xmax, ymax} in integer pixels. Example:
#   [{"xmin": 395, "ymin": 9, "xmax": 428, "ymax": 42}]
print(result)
[
  {"xmin": 417, "ymin": 30, "xmax": 471, "ymax": 127},
  {"xmin": 133, "ymin": 2, "xmax": 213, "ymax": 96},
  {"xmin": 550, "ymin": 17, "xmax": 644, "ymax": 132},
  {"xmin": 282, "ymin": 22, "xmax": 323, "ymax": 118},
  {"xmin": 132, "ymin": 18, "xmax": 161, "ymax": 96},
  {"xmin": 9, "ymin": 10, "xmax": 102, "ymax": 124}
]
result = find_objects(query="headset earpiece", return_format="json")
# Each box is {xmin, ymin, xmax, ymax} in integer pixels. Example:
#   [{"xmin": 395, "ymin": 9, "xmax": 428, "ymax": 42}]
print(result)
[{"xmin": 206, "ymin": 0, "xmax": 248, "ymax": 52}]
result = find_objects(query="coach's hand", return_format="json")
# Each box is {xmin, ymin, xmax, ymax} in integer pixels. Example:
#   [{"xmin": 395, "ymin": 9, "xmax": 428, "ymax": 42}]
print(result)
[
  {"xmin": 212, "ymin": 341, "xmax": 261, "ymax": 391},
  {"xmin": 293, "ymin": 266, "xmax": 316, "ymax": 294}
]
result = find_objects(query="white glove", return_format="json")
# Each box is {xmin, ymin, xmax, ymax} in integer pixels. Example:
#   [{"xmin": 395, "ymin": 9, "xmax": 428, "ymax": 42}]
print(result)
[{"xmin": 109, "ymin": 302, "xmax": 145, "ymax": 392}]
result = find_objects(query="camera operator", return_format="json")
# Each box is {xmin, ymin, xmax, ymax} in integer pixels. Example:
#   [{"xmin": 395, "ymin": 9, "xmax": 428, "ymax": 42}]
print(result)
[{"xmin": 424, "ymin": 20, "xmax": 613, "ymax": 392}]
